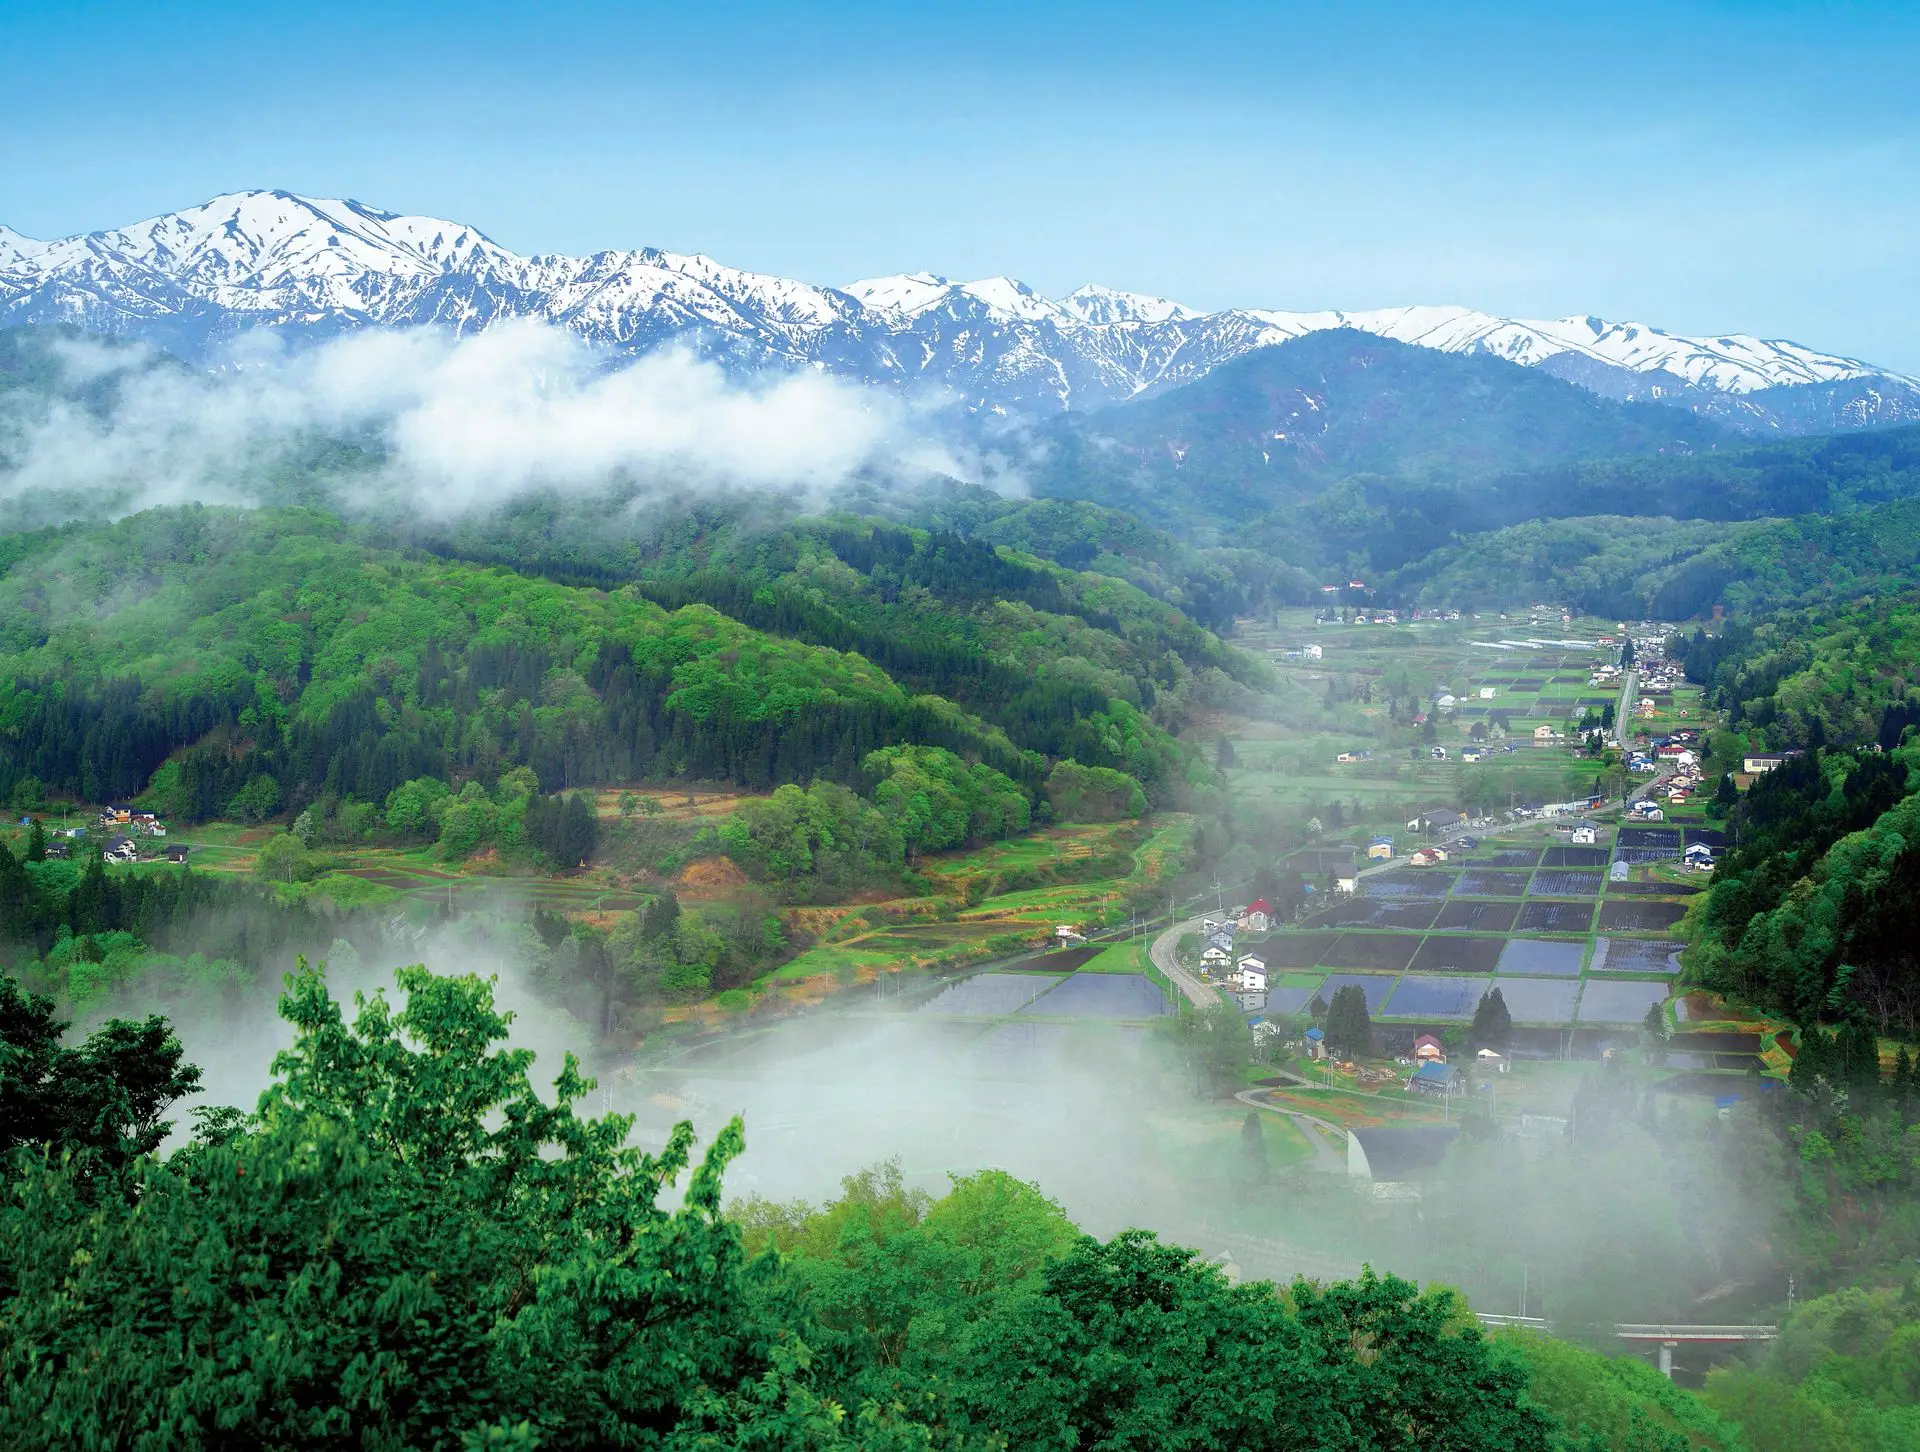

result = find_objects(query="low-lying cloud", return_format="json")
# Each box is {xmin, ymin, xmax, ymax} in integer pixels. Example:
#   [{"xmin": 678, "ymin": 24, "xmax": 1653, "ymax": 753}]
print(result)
[{"xmin": 1, "ymin": 321, "xmax": 999, "ymax": 520}]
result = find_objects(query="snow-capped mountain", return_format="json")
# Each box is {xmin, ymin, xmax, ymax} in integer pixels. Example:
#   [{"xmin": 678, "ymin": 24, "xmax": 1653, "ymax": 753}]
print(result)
[{"xmin": 3, "ymin": 190, "xmax": 1914, "ymax": 431}]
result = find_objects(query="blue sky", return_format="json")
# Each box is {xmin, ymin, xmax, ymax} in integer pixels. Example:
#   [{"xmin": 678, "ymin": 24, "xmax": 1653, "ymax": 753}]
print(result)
[{"xmin": 4, "ymin": 0, "xmax": 1920, "ymax": 368}]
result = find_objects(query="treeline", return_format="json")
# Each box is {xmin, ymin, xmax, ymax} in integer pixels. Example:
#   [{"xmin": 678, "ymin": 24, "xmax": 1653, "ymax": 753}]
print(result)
[{"xmin": 0, "ymin": 960, "xmax": 1710, "ymax": 1449}]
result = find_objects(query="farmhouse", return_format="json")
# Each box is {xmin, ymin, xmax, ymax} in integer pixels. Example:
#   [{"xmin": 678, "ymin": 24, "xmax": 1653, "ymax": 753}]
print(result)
[
  {"xmin": 1571, "ymin": 825, "xmax": 1597, "ymax": 845},
  {"xmin": 1367, "ymin": 836, "xmax": 1394, "ymax": 861},
  {"xmin": 1240, "ymin": 899, "xmax": 1272, "ymax": 932},
  {"xmin": 1200, "ymin": 945, "xmax": 1231, "ymax": 970},
  {"xmin": 1407, "ymin": 1062, "xmax": 1455, "ymax": 1096},
  {"xmin": 1412, "ymin": 1034, "xmax": 1446, "ymax": 1063},
  {"xmin": 1532, "ymin": 724, "xmax": 1561, "ymax": 742}
]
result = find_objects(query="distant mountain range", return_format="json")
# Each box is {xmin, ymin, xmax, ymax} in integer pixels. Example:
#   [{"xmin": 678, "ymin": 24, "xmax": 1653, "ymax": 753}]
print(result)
[{"xmin": 4, "ymin": 189, "xmax": 1917, "ymax": 433}]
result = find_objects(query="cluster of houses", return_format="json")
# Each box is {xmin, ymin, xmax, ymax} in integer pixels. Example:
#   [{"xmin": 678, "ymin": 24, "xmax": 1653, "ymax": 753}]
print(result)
[
  {"xmin": 94, "ymin": 806, "xmax": 184, "ymax": 864},
  {"xmin": 19, "ymin": 806, "xmax": 189, "ymax": 866},
  {"xmin": 1197, "ymin": 899, "xmax": 1273, "ymax": 1004}
]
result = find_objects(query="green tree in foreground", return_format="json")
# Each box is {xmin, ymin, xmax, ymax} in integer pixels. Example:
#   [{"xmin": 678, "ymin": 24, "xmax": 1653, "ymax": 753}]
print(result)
[{"xmin": 0, "ymin": 962, "xmax": 1668, "ymax": 1449}]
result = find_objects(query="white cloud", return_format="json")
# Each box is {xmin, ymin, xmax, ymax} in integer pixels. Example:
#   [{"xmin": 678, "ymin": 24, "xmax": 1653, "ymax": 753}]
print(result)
[{"xmin": 0, "ymin": 320, "xmax": 988, "ymax": 520}]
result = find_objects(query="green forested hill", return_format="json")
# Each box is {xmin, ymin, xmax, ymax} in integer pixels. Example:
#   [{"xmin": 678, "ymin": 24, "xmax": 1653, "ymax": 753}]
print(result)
[
  {"xmin": 1027, "ymin": 329, "xmax": 1731, "ymax": 525},
  {"xmin": 0, "ymin": 507, "xmax": 1193, "ymax": 817}
]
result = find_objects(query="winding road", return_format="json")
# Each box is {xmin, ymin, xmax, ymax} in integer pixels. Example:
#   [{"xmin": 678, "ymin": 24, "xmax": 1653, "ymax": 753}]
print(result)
[{"xmin": 1148, "ymin": 912, "xmax": 1227, "ymax": 1009}]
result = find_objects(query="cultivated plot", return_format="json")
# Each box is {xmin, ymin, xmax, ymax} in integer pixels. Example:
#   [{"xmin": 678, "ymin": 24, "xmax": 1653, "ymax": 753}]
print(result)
[
  {"xmin": 1578, "ymin": 978, "xmax": 1670, "ymax": 1025},
  {"xmin": 1486, "ymin": 977, "xmax": 1581, "ymax": 1025},
  {"xmin": 1408, "ymin": 935, "xmax": 1505, "ymax": 974},
  {"xmin": 1495, "ymin": 938, "xmax": 1586, "ymax": 976},
  {"xmin": 1261, "ymin": 932, "xmax": 1341, "ymax": 967},
  {"xmin": 1455, "ymin": 871, "xmax": 1532, "ymax": 897},
  {"xmin": 1316, "ymin": 973, "xmax": 1398, "ymax": 1014},
  {"xmin": 1486, "ymin": 849, "xmax": 1543, "ymax": 867},
  {"xmin": 1532, "ymin": 869, "xmax": 1603, "ymax": 895},
  {"xmin": 1366, "ymin": 871, "xmax": 1456, "ymax": 899},
  {"xmin": 1382, "ymin": 976, "xmax": 1485, "ymax": 1020},
  {"xmin": 1515, "ymin": 901, "xmax": 1594, "ymax": 934},
  {"xmin": 1598, "ymin": 901, "xmax": 1689, "ymax": 932},
  {"xmin": 1435, "ymin": 900, "xmax": 1520, "ymax": 932},
  {"xmin": 921, "ymin": 972, "xmax": 1065, "ymax": 1016},
  {"xmin": 1591, "ymin": 937, "xmax": 1684, "ymax": 975},
  {"xmin": 1321, "ymin": 933, "xmax": 1424, "ymax": 971},
  {"xmin": 1542, "ymin": 846, "xmax": 1610, "ymax": 867},
  {"xmin": 1261, "ymin": 985, "xmax": 1325, "ymax": 1016},
  {"xmin": 1329, "ymin": 900, "xmax": 1442, "ymax": 930},
  {"xmin": 1020, "ymin": 973, "xmax": 1170, "ymax": 1018}
]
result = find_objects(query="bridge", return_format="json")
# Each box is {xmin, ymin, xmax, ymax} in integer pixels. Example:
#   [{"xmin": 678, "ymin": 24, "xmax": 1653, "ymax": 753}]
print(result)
[
  {"xmin": 1615, "ymin": 1323, "xmax": 1779, "ymax": 1378},
  {"xmin": 1473, "ymin": 1316, "xmax": 1778, "ymax": 1377}
]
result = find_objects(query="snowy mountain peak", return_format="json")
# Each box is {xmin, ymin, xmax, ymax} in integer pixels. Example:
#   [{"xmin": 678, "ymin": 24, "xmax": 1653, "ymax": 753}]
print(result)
[
  {"xmin": 1061, "ymin": 284, "xmax": 1201, "ymax": 325},
  {"xmin": 2, "ymin": 190, "xmax": 1913, "ymax": 432}
]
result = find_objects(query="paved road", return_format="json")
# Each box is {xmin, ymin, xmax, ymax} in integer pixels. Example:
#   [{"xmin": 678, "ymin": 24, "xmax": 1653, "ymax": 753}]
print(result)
[
  {"xmin": 1614, "ymin": 667, "xmax": 1638, "ymax": 749},
  {"xmin": 1235, "ymin": 1089, "xmax": 1349, "ymax": 1173},
  {"xmin": 1148, "ymin": 913, "xmax": 1225, "ymax": 1009}
]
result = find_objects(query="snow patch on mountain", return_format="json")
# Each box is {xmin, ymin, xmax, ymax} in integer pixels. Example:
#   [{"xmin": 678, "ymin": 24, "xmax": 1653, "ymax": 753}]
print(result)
[{"xmin": 2, "ymin": 190, "xmax": 1913, "ymax": 428}]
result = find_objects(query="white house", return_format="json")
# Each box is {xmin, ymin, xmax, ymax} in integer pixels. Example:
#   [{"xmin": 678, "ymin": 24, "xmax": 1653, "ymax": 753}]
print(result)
[
  {"xmin": 1533, "ymin": 724, "xmax": 1561, "ymax": 742},
  {"xmin": 1234, "ymin": 955, "xmax": 1268, "ymax": 992},
  {"xmin": 1478, "ymin": 686, "xmax": 1497, "ymax": 699},
  {"xmin": 1201, "ymin": 945, "xmax": 1231, "ymax": 970},
  {"xmin": 1571, "ymin": 825, "xmax": 1597, "ymax": 845},
  {"xmin": 1743, "ymin": 751, "xmax": 1797, "ymax": 775}
]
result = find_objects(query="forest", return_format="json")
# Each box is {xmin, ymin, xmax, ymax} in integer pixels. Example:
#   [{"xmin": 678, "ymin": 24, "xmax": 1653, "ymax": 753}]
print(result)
[
  {"xmin": 0, "ymin": 507, "xmax": 1211, "ymax": 833},
  {"xmin": 0, "ymin": 958, "xmax": 1859, "ymax": 1452}
]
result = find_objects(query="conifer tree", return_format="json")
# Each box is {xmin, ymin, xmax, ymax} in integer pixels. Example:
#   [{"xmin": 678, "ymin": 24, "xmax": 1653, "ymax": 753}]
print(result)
[{"xmin": 1472, "ymin": 987, "xmax": 1512, "ymax": 1051}]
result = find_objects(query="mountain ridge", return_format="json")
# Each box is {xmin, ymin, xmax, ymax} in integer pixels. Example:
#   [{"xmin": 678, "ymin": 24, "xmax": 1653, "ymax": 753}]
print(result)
[{"xmin": 4, "ymin": 189, "xmax": 1917, "ymax": 432}]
